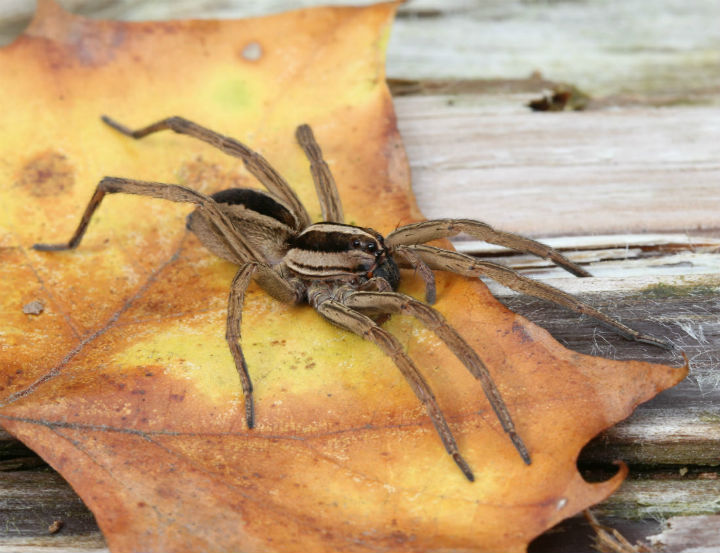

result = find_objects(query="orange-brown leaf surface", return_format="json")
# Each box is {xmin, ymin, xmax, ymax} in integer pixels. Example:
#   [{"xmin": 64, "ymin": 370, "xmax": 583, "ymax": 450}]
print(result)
[{"xmin": 0, "ymin": 2, "xmax": 686, "ymax": 552}]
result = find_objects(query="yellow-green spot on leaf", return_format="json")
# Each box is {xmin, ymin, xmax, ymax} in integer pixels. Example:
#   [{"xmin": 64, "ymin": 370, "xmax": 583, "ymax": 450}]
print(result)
[
  {"xmin": 112, "ymin": 314, "xmax": 240, "ymax": 402},
  {"xmin": 212, "ymin": 77, "xmax": 253, "ymax": 111}
]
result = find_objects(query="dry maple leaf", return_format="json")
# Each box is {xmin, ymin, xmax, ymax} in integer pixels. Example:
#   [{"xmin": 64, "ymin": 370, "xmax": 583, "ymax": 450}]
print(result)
[{"xmin": 0, "ymin": 2, "xmax": 686, "ymax": 552}]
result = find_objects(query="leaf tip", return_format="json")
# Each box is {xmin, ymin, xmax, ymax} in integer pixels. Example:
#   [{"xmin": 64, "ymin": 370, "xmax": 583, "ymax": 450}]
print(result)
[{"xmin": 25, "ymin": 0, "xmax": 75, "ymax": 39}]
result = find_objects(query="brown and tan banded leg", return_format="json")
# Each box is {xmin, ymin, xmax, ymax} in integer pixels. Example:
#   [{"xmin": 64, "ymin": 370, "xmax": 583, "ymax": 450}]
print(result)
[
  {"xmin": 358, "ymin": 277, "xmax": 393, "ymax": 294},
  {"xmin": 33, "ymin": 176, "xmax": 263, "ymax": 260},
  {"xmin": 308, "ymin": 284, "xmax": 475, "ymax": 481},
  {"xmin": 406, "ymin": 245, "xmax": 673, "ymax": 350},
  {"xmin": 227, "ymin": 263, "xmax": 259, "ymax": 428},
  {"xmin": 295, "ymin": 124, "xmax": 344, "ymax": 224},
  {"xmin": 350, "ymin": 277, "xmax": 394, "ymax": 325},
  {"xmin": 393, "ymin": 245, "xmax": 437, "ymax": 303},
  {"xmin": 101, "ymin": 115, "xmax": 312, "ymax": 229},
  {"xmin": 340, "ymin": 289, "xmax": 530, "ymax": 465},
  {"xmin": 386, "ymin": 219, "xmax": 591, "ymax": 278}
]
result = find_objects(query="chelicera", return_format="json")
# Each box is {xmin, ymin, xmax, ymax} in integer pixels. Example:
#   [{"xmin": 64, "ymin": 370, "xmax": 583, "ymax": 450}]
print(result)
[{"xmin": 34, "ymin": 116, "xmax": 670, "ymax": 481}]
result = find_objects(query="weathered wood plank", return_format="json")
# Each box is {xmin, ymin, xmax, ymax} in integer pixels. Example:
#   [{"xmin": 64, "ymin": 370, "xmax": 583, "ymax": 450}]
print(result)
[
  {"xmin": 395, "ymin": 96, "xmax": 720, "ymax": 237},
  {"xmin": 530, "ymin": 515, "xmax": 663, "ymax": 553},
  {"xmin": 457, "ymin": 233, "xmax": 720, "ymax": 278},
  {"xmin": 0, "ymin": 540, "xmax": 106, "ymax": 553},
  {"xmin": 0, "ymin": 470, "xmax": 103, "ymax": 548},
  {"xmin": 648, "ymin": 515, "xmax": 720, "ymax": 553},
  {"xmin": 599, "ymin": 478, "xmax": 720, "ymax": 520}
]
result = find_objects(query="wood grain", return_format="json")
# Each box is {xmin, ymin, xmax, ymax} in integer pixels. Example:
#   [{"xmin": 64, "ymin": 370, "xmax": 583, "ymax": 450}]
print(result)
[{"xmin": 396, "ymin": 96, "xmax": 720, "ymax": 237}]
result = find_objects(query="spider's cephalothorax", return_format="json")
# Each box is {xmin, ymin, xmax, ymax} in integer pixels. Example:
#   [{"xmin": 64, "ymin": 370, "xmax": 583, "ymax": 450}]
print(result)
[
  {"xmin": 186, "ymin": 188, "xmax": 400, "ymax": 294},
  {"xmin": 34, "ymin": 116, "xmax": 671, "ymax": 481},
  {"xmin": 282, "ymin": 223, "xmax": 390, "ymax": 283}
]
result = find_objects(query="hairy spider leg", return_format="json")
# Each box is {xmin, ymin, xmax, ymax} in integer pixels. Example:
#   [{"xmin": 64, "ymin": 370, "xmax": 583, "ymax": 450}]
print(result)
[
  {"xmin": 228, "ymin": 263, "xmax": 259, "ymax": 428},
  {"xmin": 33, "ymin": 177, "xmax": 262, "ymax": 260},
  {"xmin": 392, "ymin": 245, "xmax": 437, "ymax": 303},
  {"xmin": 101, "ymin": 115, "xmax": 312, "ymax": 230},
  {"xmin": 386, "ymin": 219, "xmax": 592, "ymax": 278},
  {"xmin": 309, "ymin": 283, "xmax": 476, "ymax": 481},
  {"xmin": 342, "ymin": 289, "xmax": 531, "ymax": 465},
  {"xmin": 406, "ymin": 245, "xmax": 673, "ymax": 350},
  {"xmin": 295, "ymin": 124, "xmax": 345, "ymax": 224}
]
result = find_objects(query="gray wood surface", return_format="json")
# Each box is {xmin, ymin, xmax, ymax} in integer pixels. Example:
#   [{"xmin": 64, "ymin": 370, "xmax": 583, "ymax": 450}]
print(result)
[{"xmin": 1, "ymin": 1, "xmax": 719, "ymax": 552}]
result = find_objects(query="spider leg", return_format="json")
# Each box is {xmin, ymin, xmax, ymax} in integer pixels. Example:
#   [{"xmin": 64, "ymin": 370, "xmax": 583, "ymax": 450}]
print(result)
[
  {"xmin": 295, "ymin": 124, "xmax": 345, "ymax": 224},
  {"xmin": 101, "ymin": 115, "xmax": 312, "ymax": 229},
  {"xmin": 392, "ymin": 245, "xmax": 437, "ymax": 303},
  {"xmin": 356, "ymin": 277, "xmax": 394, "ymax": 324},
  {"xmin": 341, "ymin": 289, "xmax": 530, "ymax": 465},
  {"xmin": 407, "ymin": 245, "xmax": 673, "ymax": 350},
  {"xmin": 227, "ymin": 263, "xmax": 258, "ymax": 428},
  {"xmin": 309, "ymin": 285, "xmax": 475, "ymax": 481},
  {"xmin": 358, "ymin": 277, "xmax": 394, "ymax": 293},
  {"xmin": 386, "ymin": 218, "xmax": 591, "ymax": 278},
  {"xmin": 32, "ymin": 176, "xmax": 258, "ymax": 255},
  {"xmin": 32, "ymin": 176, "xmax": 302, "ymax": 303}
]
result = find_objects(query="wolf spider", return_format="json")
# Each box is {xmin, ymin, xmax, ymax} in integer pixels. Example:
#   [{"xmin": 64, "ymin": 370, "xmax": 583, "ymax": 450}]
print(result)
[{"xmin": 34, "ymin": 116, "xmax": 670, "ymax": 481}]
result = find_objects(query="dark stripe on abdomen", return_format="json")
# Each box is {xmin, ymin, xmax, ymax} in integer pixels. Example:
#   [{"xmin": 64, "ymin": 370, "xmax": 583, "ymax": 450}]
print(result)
[{"xmin": 211, "ymin": 188, "xmax": 297, "ymax": 228}]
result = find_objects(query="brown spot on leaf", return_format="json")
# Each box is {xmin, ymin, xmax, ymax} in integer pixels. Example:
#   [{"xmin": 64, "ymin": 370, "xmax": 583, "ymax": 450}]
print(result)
[
  {"xmin": 16, "ymin": 151, "xmax": 74, "ymax": 197},
  {"xmin": 512, "ymin": 320, "xmax": 533, "ymax": 343}
]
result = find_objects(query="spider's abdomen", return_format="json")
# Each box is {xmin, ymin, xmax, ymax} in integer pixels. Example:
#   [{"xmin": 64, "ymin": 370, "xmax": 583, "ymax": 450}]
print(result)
[
  {"xmin": 209, "ymin": 188, "xmax": 299, "ymax": 229},
  {"xmin": 283, "ymin": 223, "xmax": 388, "ymax": 280},
  {"xmin": 187, "ymin": 188, "xmax": 296, "ymax": 265}
]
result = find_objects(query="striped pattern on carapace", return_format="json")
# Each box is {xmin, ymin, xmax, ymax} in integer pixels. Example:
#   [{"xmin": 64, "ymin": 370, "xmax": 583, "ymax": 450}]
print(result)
[{"xmin": 285, "ymin": 223, "xmax": 386, "ymax": 278}]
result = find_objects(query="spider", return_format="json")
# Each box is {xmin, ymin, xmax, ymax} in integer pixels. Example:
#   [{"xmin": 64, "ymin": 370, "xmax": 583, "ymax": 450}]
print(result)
[{"xmin": 34, "ymin": 116, "xmax": 670, "ymax": 481}]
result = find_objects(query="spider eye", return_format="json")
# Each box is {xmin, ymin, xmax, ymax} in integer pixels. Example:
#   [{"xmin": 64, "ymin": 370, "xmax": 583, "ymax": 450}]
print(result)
[
  {"xmin": 352, "ymin": 239, "xmax": 361, "ymax": 248},
  {"xmin": 366, "ymin": 243, "xmax": 376, "ymax": 252}
]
